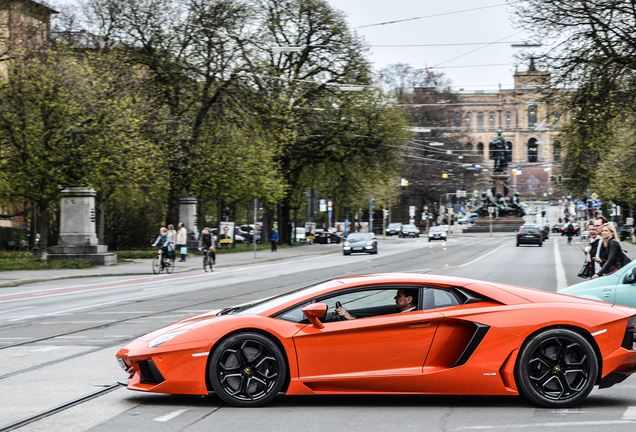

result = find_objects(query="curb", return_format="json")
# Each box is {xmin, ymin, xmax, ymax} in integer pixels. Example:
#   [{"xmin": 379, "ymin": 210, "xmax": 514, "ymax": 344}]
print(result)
[{"xmin": 0, "ymin": 247, "xmax": 341, "ymax": 288}]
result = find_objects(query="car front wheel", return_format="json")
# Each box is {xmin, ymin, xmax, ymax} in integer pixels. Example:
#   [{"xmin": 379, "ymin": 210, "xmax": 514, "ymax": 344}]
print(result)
[
  {"xmin": 515, "ymin": 329, "xmax": 598, "ymax": 408},
  {"xmin": 209, "ymin": 332, "xmax": 287, "ymax": 407}
]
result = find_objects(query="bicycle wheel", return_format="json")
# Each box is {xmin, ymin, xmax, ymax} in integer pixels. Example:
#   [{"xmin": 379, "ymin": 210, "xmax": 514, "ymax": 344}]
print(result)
[
  {"xmin": 203, "ymin": 254, "xmax": 210, "ymax": 272},
  {"xmin": 152, "ymin": 254, "xmax": 162, "ymax": 274},
  {"xmin": 165, "ymin": 257, "xmax": 174, "ymax": 274}
]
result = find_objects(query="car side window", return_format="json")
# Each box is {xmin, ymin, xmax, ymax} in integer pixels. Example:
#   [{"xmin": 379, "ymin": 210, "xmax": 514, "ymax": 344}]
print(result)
[{"xmin": 423, "ymin": 288, "xmax": 461, "ymax": 309}]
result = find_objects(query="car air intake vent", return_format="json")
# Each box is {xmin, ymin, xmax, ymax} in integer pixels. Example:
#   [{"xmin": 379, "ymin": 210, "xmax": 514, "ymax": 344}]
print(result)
[
  {"xmin": 622, "ymin": 328, "xmax": 635, "ymax": 351},
  {"xmin": 138, "ymin": 359, "xmax": 166, "ymax": 384}
]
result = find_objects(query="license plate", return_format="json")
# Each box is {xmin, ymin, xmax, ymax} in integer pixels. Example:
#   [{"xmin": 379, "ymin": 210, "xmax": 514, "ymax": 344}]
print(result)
[
  {"xmin": 354, "ymin": 247, "xmax": 362, "ymax": 250},
  {"xmin": 525, "ymin": 235, "xmax": 534, "ymax": 238}
]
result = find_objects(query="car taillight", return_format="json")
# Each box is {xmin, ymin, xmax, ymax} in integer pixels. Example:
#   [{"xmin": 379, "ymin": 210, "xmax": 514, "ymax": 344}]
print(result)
[
  {"xmin": 535, "ymin": 234, "xmax": 541, "ymax": 238},
  {"xmin": 517, "ymin": 233, "xmax": 523, "ymax": 237}
]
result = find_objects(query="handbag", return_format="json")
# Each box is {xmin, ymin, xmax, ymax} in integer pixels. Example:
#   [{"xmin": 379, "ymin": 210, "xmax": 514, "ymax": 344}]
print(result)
[
  {"xmin": 577, "ymin": 261, "xmax": 593, "ymax": 279},
  {"xmin": 180, "ymin": 246, "xmax": 187, "ymax": 255}
]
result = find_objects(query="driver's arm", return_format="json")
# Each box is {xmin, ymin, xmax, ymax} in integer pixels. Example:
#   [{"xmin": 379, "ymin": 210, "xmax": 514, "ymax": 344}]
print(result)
[{"xmin": 336, "ymin": 306, "xmax": 356, "ymax": 320}]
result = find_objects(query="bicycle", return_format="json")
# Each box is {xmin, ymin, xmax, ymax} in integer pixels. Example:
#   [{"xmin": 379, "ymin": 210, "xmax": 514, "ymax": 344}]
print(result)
[
  {"xmin": 203, "ymin": 248, "xmax": 214, "ymax": 272},
  {"xmin": 152, "ymin": 247, "xmax": 174, "ymax": 274}
]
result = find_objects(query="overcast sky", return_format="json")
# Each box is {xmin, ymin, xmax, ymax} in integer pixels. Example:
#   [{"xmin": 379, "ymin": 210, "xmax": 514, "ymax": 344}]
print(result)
[
  {"xmin": 50, "ymin": 0, "xmax": 534, "ymax": 91},
  {"xmin": 326, "ymin": 0, "xmax": 534, "ymax": 91}
]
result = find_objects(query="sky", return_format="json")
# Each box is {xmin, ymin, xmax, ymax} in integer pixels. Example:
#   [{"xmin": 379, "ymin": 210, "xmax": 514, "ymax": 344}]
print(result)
[
  {"xmin": 50, "ymin": 0, "xmax": 534, "ymax": 91},
  {"xmin": 325, "ymin": 0, "xmax": 535, "ymax": 91}
]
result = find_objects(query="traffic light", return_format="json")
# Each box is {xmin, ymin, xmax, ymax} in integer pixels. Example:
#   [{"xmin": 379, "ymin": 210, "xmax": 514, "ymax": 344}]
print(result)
[
  {"xmin": 557, "ymin": 174, "xmax": 562, "ymax": 184},
  {"xmin": 550, "ymin": 175, "xmax": 555, "ymax": 184},
  {"xmin": 541, "ymin": 211, "xmax": 546, "ymax": 217}
]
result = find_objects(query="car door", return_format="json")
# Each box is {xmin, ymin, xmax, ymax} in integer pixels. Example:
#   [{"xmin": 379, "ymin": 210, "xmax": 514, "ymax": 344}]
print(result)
[
  {"xmin": 291, "ymin": 287, "xmax": 444, "ymax": 391},
  {"xmin": 610, "ymin": 262, "xmax": 636, "ymax": 308}
]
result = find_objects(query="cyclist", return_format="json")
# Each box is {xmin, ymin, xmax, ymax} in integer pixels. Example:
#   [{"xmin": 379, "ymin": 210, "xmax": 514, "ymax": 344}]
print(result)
[
  {"xmin": 566, "ymin": 222, "xmax": 574, "ymax": 245},
  {"xmin": 151, "ymin": 227, "xmax": 172, "ymax": 267},
  {"xmin": 198, "ymin": 227, "xmax": 216, "ymax": 267}
]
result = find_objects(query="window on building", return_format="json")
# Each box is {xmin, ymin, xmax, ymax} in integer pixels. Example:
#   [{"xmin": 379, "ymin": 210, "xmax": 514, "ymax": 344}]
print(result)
[
  {"xmin": 553, "ymin": 140, "xmax": 561, "ymax": 162},
  {"xmin": 505, "ymin": 111, "xmax": 512, "ymax": 129},
  {"xmin": 465, "ymin": 112, "xmax": 472, "ymax": 129},
  {"xmin": 528, "ymin": 105, "xmax": 537, "ymax": 127},
  {"xmin": 477, "ymin": 112, "xmax": 484, "ymax": 129},
  {"xmin": 552, "ymin": 111, "xmax": 561, "ymax": 127},
  {"xmin": 528, "ymin": 138, "xmax": 538, "ymax": 162},
  {"xmin": 453, "ymin": 112, "xmax": 462, "ymax": 128},
  {"xmin": 506, "ymin": 141, "xmax": 513, "ymax": 162},
  {"xmin": 488, "ymin": 112, "xmax": 496, "ymax": 129},
  {"xmin": 477, "ymin": 142, "xmax": 484, "ymax": 155},
  {"xmin": 466, "ymin": 142, "xmax": 473, "ymax": 151}
]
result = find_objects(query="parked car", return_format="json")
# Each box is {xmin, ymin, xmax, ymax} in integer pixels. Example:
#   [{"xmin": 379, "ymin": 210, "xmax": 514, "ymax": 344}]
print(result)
[
  {"xmin": 294, "ymin": 227, "xmax": 306, "ymax": 242},
  {"xmin": 400, "ymin": 224, "xmax": 420, "ymax": 238},
  {"xmin": 561, "ymin": 258, "xmax": 636, "ymax": 307},
  {"xmin": 620, "ymin": 225, "xmax": 634, "ymax": 242},
  {"xmin": 427, "ymin": 226, "xmax": 447, "ymax": 242},
  {"xmin": 468, "ymin": 213, "xmax": 479, "ymax": 224},
  {"xmin": 516, "ymin": 225, "xmax": 543, "ymax": 247},
  {"xmin": 237, "ymin": 224, "xmax": 262, "ymax": 243},
  {"xmin": 314, "ymin": 228, "xmax": 341, "ymax": 244},
  {"xmin": 385, "ymin": 222, "xmax": 403, "ymax": 236},
  {"xmin": 343, "ymin": 232, "xmax": 377, "ymax": 255},
  {"xmin": 116, "ymin": 272, "xmax": 636, "ymax": 408},
  {"xmin": 456, "ymin": 217, "xmax": 469, "ymax": 225}
]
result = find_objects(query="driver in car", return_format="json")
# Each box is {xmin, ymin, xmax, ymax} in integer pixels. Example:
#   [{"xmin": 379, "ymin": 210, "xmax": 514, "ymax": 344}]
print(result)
[{"xmin": 335, "ymin": 289, "xmax": 418, "ymax": 320}]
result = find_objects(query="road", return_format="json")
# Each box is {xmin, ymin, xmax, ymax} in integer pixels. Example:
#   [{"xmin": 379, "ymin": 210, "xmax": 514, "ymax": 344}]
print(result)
[{"xmin": 2, "ymin": 229, "xmax": 635, "ymax": 432}]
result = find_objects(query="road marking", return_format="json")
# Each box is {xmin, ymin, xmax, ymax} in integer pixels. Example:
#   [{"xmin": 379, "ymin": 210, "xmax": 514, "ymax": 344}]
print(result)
[
  {"xmin": 623, "ymin": 406, "xmax": 636, "ymax": 420},
  {"xmin": 555, "ymin": 238, "xmax": 568, "ymax": 291},
  {"xmin": 2, "ymin": 306, "xmax": 34, "ymax": 313},
  {"xmin": 457, "ymin": 243, "xmax": 507, "ymax": 268},
  {"xmin": 154, "ymin": 409, "xmax": 189, "ymax": 422},
  {"xmin": 455, "ymin": 420, "xmax": 636, "ymax": 429},
  {"xmin": 30, "ymin": 346, "xmax": 61, "ymax": 352}
]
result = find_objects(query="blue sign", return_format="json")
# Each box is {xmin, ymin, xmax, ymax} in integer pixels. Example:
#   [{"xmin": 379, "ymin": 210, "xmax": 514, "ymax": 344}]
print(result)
[
  {"xmin": 573, "ymin": 199, "xmax": 579, "ymax": 204},
  {"xmin": 577, "ymin": 202, "xmax": 586, "ymax": 210},
  {"xmin": 589, "ymin": 199, "xmax": 602, "ymax": 208},
  {"xmin": 460, "ymin": 207, "xmax": 465, "ymax": 212},
  {"xmin": 541, "ymin": 206, "xmax": 545, "ymax": 210}
]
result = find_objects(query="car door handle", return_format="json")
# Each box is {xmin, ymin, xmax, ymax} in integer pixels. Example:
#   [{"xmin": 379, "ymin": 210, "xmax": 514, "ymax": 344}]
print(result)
[{"xmin": 409, "ymin": 321, "xmax": 433, "ymax": 328}]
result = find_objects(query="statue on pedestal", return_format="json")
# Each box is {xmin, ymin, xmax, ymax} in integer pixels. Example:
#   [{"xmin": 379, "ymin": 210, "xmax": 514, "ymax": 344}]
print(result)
[
  {"xmin": 490, "ymin": 129, "xmax": 511, "ymax": 174},
  {"xmin": 494, "ymin": 192, "xmax": 508, "ymax": 219},
  {"xmin": 510, "ymin": 192, "xmax": 526, "ymax": 217}
]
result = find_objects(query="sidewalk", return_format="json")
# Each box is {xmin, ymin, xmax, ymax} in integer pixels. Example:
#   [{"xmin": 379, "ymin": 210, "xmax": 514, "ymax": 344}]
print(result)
[{"xmin": 0, "ymin": 244, "xmax": 343, "ymax": 288}]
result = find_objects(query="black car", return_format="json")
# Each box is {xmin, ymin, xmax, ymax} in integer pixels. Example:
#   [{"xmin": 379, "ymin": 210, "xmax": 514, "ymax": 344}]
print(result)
[
  {"xmin": 400, "ymin": 224, "xmax": 420, "ymax": 238},
  {"xmin": 314, "ymin": 228, "xmax": 341, "ymax": 244},
  {"xmin": 551, "ymin": 223, "xmax": 563, "ymax": 233},
  {"xmin": 516, "ymin": 225, "xmax": 543, "ymax": 247},
  {"xmin": 620, "ymin": 225, "xmax": 634, "ymax": 242},
  {"xmin": 343, "ymin": 232, "xmax": 377, "ymax": 255},
  {"xmin": 385, "ymin": 223, "xmax": 403, "ymax": 236}
]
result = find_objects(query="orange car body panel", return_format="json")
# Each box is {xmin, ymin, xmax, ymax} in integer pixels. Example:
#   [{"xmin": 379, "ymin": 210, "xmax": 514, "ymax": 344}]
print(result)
[{"xmin": 116, "ymin": 273, "xmax": 636, "ymax": 398}]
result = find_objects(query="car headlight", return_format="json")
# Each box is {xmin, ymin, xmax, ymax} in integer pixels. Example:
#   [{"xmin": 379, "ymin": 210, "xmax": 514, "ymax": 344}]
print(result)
[
  {"xmin": 148, "ymin": 329, "xmax": 190, "ymax": 348},
  {"xmin": 428, "ymin": 234, "xmax": 433, "ymax": 237},
  {"xmin": 441, "ymin": 233, "xmax": 446, "ymax": 237}
]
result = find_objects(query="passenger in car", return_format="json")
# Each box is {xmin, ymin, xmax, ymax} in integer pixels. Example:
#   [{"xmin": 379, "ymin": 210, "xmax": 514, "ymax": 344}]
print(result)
[{"xmin": 335, "ymin": 289, "xmax": 418, "ymax": 320}]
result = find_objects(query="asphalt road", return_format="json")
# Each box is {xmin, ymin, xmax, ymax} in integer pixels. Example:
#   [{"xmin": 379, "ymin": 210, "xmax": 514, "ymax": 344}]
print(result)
[{"xmin": 1, "ymin": 231, "xmax": 636, "ymax": 432}]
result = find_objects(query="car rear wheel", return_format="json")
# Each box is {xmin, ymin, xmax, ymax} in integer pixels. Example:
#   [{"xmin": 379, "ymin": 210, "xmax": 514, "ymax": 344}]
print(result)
[
  {"xmin": 515, "ymin": 329, "xmax": 598, "ymax": 408},
  {"xmin": 209, "ymin": 332, "xmax": 287, "ymax": 407}
]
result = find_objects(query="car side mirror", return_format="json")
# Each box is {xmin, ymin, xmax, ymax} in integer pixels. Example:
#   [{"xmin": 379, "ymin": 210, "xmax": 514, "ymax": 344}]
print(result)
[{"xmin": 302, "ymin": 303, "xmax": 327, "ymax": 329}]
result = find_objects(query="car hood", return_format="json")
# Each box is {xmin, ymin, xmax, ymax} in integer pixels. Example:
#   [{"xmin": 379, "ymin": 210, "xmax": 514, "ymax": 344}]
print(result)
[
  {"xmin": 346, "ymin": 239, "xmax": 372, "ymax": 245},
  {"xmin": 133, "ymin": 309, "xmax": 224, "ymax": 342}
]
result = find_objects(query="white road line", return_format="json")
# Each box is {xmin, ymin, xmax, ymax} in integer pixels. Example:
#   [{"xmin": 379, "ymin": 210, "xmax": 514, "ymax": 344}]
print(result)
[
  {"xmin": 555, "ymin": 238, "xmax": 568, "ymax": 291},
  {"xmin": 455, "ymin": 420, "xmax": 636, "ymax": 430},
  {"xmin": 154, "ymin": 409, "xmax": 189, "ymax": 422},
  {"xmin": 457, "ymin": 243, "xmax": 507, "ymax": 268},
  {"xmin": 622, "ymin": 406, "xmax": 636, "ymax": 420},
  {"xmin": 1, "ymin": 306, "xmax": 34, "ymax": 313}
]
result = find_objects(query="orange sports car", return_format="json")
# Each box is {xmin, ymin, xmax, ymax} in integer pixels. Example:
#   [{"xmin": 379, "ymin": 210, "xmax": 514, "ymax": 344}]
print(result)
[{"xmin": 116, "ymin": 273, "xmax": 636, "ymax": 407}]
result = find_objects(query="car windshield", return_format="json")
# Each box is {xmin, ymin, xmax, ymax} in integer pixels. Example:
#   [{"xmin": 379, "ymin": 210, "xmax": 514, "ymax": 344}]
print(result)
[
  {"xmin": 347, "ymin": 233, "xmax": 372, "ymax": 241},
  {"xmin": 403, "ymin": 225, "xmax": 416, "ymax": 229},
  {"xmin": 520, "ymin": 227, "xmax": 539, "ymax": 233},
  {"xmin": 430, "ymin": 227, "xmax": 444, "ymax": 233},
  {"xmin": 388, "ymin": 223, "xmax": 401, "ymax": 229},
  {"xmin": 232, "ymin": 280, "xmax": 343, "ymax": 316}
]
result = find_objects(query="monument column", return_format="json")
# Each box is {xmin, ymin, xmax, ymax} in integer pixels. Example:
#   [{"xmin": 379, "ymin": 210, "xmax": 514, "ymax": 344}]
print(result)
[{"xmin": 179, "ymin": 197, "xmax": 199, "ymax": 241}]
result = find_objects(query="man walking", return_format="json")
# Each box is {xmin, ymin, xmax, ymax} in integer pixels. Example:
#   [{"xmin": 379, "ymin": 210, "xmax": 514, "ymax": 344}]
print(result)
[
  {"xmin": 584, "ymin": 221, "xmax": 602, "ymax": 276},
  {"xmin": 269, "ymin": 227, "xmax": 279, "ymax": 252},
  {"xmin": 176, "ymin": 222, "xmax": 188, "ymax": 262}
]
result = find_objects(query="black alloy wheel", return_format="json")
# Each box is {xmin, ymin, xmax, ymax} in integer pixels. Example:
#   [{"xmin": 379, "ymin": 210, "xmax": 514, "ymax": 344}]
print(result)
[
  {"xmin": 515, "ymin": 329, "xmax": 597, "ymax": 407},
  {"xmin": 209, "ymin": 333, "xmax": 287, "ymax": 407}
]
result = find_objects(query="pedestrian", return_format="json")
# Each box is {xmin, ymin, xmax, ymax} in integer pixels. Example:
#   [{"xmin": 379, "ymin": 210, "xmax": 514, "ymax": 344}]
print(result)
[
  {"xmin": 566, "ymin": 222, "xmax": 574, "ymax": 245},
  {"xmin": 269, "ymin": 227, "xmax": 279, "ymax": 252},
  {"xmin": 592, "ymin": 223, "xmax": 631, "ymax": 278},
  {"xmin": 583, "ymin": 220, "xmax": 601, "ymax": 277},
  {"xmin": 176, "ymin": 222, "xmax": 188, "ymax": 262},
  {"xmin": 167, "ymin": 224, "xmax": 177, "ymax": 260}
]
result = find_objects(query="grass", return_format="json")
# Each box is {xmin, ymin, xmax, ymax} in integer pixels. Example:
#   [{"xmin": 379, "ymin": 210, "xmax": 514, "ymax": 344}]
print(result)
[{"xmin": 0, "ymin": 253, "xmax": 95, "ymax": 271}]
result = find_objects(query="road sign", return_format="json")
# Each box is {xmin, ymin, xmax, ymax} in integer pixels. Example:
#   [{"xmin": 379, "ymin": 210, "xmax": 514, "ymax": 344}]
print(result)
[
  {"xmin": 327, "ymin": 200, "xmax": 332, "ymax": 210},
  {"xmin": 589, "ymin": 199, "xmax": 601, "ymax": 208},
  {"xmin": 541, "ymin": 206, "xmax": 545, "ymax": 210},
  {"xmin": 548, "ymin": 187, "xmax": 554, "ymax": 195},
  {"xmin": 577, "ymin": 202, "xmax": 586, "ymax": 210},
  {"xmin": 409, "ymin": 206, "xmax": 416, "ymax": 217},
  {"xmin": 591, "ymin": 193, "xmax": 598, "ymax": 199},
  {"xmin": 319, "ymin": 199, "xmax": 327, "ymax": 212},
  {"xmin": 488, "ymin": 206, "xmax": 494, "ymax": 214}
]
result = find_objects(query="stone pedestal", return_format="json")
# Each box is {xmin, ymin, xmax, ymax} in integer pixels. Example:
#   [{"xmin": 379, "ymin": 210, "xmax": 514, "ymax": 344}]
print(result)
[
  {"xmin": 49, "ymin": 187, "xmax": 117, "ymax": 265},
  {"xmin": 463, "ymin": 216, "xmax": 525, "ymax": 233},
  {"xmin": 179, "ymin": 197, "xmax": 199, "ymax": 241}
]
